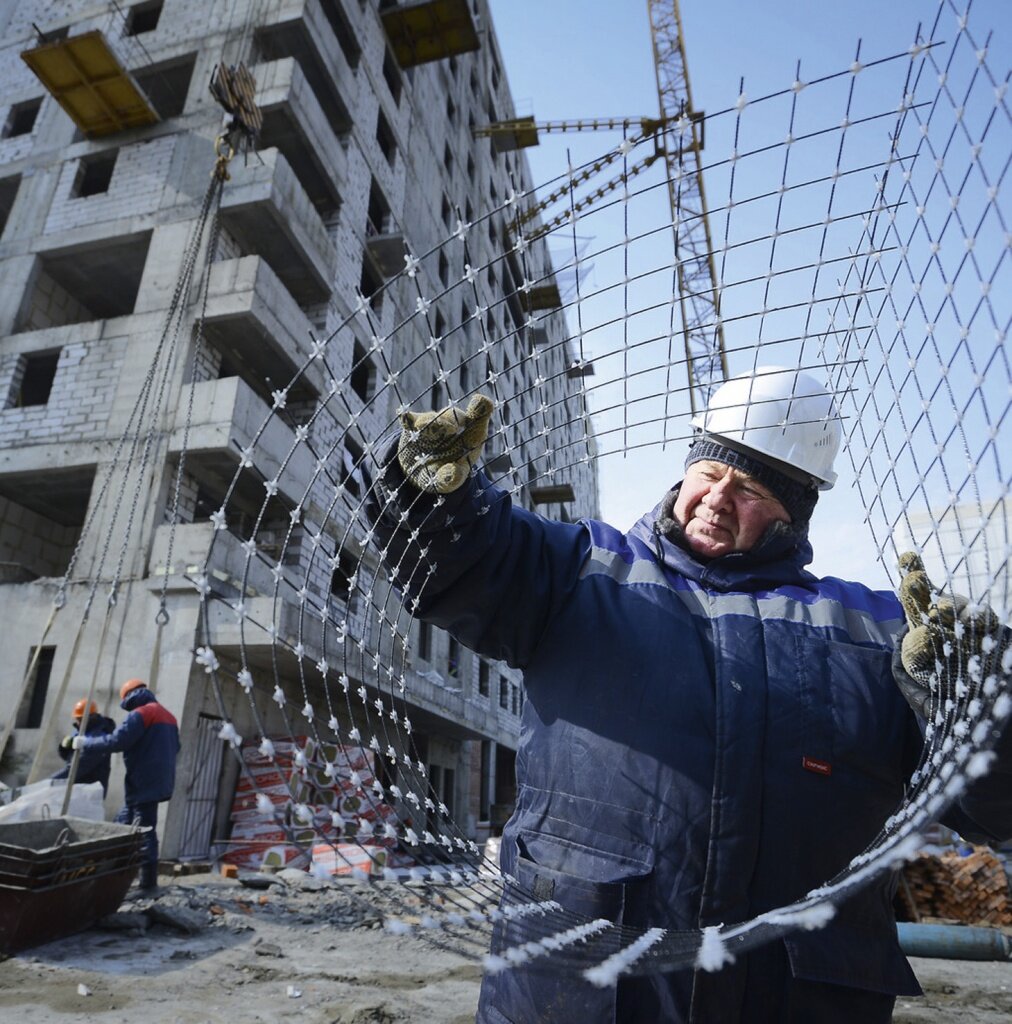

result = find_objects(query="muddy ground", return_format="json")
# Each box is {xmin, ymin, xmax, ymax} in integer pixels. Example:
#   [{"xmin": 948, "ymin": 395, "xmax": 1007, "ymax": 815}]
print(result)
[{"xmin": 0, "ymin": 871, "xmax": 1009, "ymax": 1023}]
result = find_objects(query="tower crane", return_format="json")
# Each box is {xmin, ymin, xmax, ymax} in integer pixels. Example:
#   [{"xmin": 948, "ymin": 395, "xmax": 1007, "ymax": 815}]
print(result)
[{"xmin": 474, "ymin": 1, "xmax": 727, "ymax": 415}]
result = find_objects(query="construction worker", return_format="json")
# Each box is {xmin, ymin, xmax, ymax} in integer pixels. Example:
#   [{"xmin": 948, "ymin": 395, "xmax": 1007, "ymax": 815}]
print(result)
[
  {"xmin": 53, "ymin": 699, "xmax": 116, "ymax": 794},
  {"xmin": 75, "ymin": 679, "xmax": 180, "ymax": 891},
  {"xmin": 368, "ymin": 367, "xmax": 1012, "ymax": 1023}
]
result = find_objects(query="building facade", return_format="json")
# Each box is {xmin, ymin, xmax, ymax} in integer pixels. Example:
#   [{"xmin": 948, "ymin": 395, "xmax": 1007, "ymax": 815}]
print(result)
[{"xmin": 0, "ymin": 0, "xmax": 599, "ymax": 858}]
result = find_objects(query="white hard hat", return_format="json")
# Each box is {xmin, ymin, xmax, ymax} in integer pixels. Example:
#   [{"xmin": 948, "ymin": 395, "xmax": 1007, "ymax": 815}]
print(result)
[{"xmin": 691, "ymin": 366, "xmax": 843, "ymax": 489}]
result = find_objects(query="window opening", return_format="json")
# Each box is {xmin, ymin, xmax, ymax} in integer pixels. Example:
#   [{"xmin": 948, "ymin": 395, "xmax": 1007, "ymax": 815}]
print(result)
[
  {"xmin": 16, "ymin": 646, "xmax": 56, "ymax": 729},
  {"xmin": 0, "ymin": 174, "xmax": 20, "ymax": 237},
  {"xmin": 330, "ymin": 548, "xmax": 358, "ymax": 604},
  {"xmin": 376, "ymin": 109, "xmax": 396, "ymax": 165},
  {"xmin": 351, "ymin": 340, "xmax": 374, "ymax": 401},
  {"xmin": 71, "ymin": 150, "xmax": 117, "ymax": 197},
  {"xmin": 11, "ymin": 351, "xmax": 60, "ymax": 407},
  {"xmin": 341, "ymin": 437, "xmax": 365, "ymax": 498},
  {"xmin": 3, "ymin": 98, "xmax": 42, "ymax": 138},
  {"xmin": 478, "ymin": 658, "xmax": 489, "ymax": 697},
  {"xmin": 417, "ymin": 620, "xmax": 431, "ymax": 661},
  {"xmin": 132, "ymin": 53, "xmax": 196, "ymax": 119},
  {"xmin": 382, "ymin": 49, "xmax": 403, "ymax": 103},
  {"xmin": 124, "ymin": 0, "xmax": 163, "ymax": 35},
  {"xmin": 447, "ymin": 637, "xmax": 460, "ymax": 679},
  {"xmin": 479, "ymin": 739, "xmax": 491, "ymax": 820}
]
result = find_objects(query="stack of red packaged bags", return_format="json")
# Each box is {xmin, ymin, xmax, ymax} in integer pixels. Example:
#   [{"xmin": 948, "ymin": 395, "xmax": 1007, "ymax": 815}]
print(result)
[{"xmin": 221, "ymin": 735, "xmax": 413, "ymax": 875}]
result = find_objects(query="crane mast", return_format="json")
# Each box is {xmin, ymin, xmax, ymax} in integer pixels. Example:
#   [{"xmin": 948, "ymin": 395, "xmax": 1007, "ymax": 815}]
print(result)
[{"xmin": 647, "ymin": 0, "xmax": 727, "ymax": 415}]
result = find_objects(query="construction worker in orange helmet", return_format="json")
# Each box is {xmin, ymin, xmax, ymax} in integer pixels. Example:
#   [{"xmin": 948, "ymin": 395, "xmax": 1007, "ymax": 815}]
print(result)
[
  {"xmin": 72, "ymin": 699, "xmax": 99, "ymax": 720},
  {"xmin": 75, "ymin": 678, "xmax": 180, "ymax": 892},
  {"xmin": 54, "ymin": 697, "xmax": 115, "ymax": 795},
  {"xmin": 119, "ymin": 678, "xmax": 146, "ymax": 703}
]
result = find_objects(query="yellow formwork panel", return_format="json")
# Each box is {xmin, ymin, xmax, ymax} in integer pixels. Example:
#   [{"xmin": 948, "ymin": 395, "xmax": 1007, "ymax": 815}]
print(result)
[
  {"xmin": 381, "ymin": 0, "xmax": 480, "ymax": 69},
  {"xmin": 21, "ymin": 30, "xmax": 159, "ymax": 137}
]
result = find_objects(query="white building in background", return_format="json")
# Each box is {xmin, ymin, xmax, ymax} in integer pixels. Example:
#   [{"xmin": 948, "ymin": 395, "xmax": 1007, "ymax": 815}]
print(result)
[{"xmin": 0, "ymin": 0, "xmax": 598, "ymax": 858}]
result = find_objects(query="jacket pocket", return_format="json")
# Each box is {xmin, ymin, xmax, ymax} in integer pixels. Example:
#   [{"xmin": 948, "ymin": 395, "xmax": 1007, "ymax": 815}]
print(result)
[
  {"xmin": 795, "ymin": 636, "xmax": 908, "ymax": 785},
  {"xmin": 783, "ymin": 886, "xmax": 921, "ymax": 996}
]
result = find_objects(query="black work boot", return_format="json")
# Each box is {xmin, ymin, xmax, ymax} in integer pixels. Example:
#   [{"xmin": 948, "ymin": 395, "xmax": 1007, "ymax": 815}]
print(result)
[{"xmin": 138, "ymin": 863, "xmax": 159, "ymax": 892}]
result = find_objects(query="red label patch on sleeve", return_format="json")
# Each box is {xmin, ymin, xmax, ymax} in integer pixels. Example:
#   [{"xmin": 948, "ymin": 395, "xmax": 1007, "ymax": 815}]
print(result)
[{"xmin": 802, "ymin": 756, "xmax": 832, "ymax": 776}]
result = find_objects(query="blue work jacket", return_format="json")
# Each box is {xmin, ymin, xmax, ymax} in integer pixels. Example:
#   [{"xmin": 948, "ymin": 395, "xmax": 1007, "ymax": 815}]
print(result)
[
  {"xmin": 53, "ymin": 714, "xmax": 116, "ymax": 793},
  {"xmin": 83, "ymin": 691, "xmax": 180, "ymax": 805},
  {"xmin": 371, "ymin": 466, "xmax": 1012, "ymax": 1023}
]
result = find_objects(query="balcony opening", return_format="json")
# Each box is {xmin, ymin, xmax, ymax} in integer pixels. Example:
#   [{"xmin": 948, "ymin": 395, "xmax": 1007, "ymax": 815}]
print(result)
[
  {"xmin": 71, "ymin": 149, "xmax": 117, "ymax": 197},
  {"xmin": 255, "ymin": 25, "xmax": 352, "ymax": 138},
  {"xmin": 258, "ymin": 97, "xmax": 342, "ymax": 217},
  {"xmin": 0, "ymin": 174, "xmax": 21, "ymax": 237},
  {"xmin": 382, "ymin": 48, "xmax": 403, "ymax": 104},
  {"xmin": 132, "ymin": 53, "xmax": 195, "ymax": 119},
  {"xmin": 15, "ymin": 232, "xmax": 151, "ymax": 332},
  {"xmin": 330, "ymin": 547, "xmax": 357, "ymax": 604},
  {"xmin": 479, "ymin": 739, "xmax": 491, "ymax": 821},
  {"xmin": 124, "ymin": 0, "xmax": 163, "ymax": 35},
  {"xmin": 3, "ymin": 98, "xmax": 42, "ymax": 138},
  {"xmin": 340, "ymin": 437, "xmax": 365, "ymax": 499},
  {"xmin": 350, "ymin": 340, "xmax": 374, "ymax": 401},
  {"xmin": 359, "ymin": 256, "xmax": 383, "ymax": 311},
  {"xmin": 201, "ymin": 304, "xmax": 317, "ymax": 412},
  {"xmin": 478, "ymin": 658, "xmax": 489, "ymax": 697},
  {"xmin": 15, "ymin": 647, "xmax": 56, "ymax": 729},
  {"xmin": 9, "ymin": 350, "xmax": 60, "ymax": 408},
  {"xmin": 447, "ymin": 636, "xmax": 460, "ymax": 679},
  {"xmin": 0, "ymin": 465, "xmax": 95, "ymax": 581},
  {"xmin": 376, "ymin": 108, "xmax": 396, "ymax": 165},
  {"xmin": 318, "ymin": 0, "xmax": 361, "ymax": 68},
  {"xmin": 417, "ymin": 620, "xmax": 431, "ymax": 661},
  {"xmin": 367, "ymin": 182, "xmax": 392, "ymax": 236}
]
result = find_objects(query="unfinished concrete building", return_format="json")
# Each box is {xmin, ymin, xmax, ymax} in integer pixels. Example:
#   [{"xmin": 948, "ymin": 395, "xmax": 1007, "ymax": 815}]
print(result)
[{"xmin": 0, "ymin": 0, "xmax": 599, "ymax": 860}]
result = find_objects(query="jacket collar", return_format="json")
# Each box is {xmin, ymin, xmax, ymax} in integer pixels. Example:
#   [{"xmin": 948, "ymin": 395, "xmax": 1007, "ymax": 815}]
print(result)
[{"xmin": 628, "ymin": 483, "xmax": 818, "ymax": 592}]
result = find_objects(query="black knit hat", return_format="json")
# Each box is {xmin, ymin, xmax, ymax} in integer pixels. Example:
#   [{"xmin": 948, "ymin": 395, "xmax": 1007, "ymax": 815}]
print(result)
[{"xmin": 685, "ymin": 438, "xmax": 819, "ymax": 526}]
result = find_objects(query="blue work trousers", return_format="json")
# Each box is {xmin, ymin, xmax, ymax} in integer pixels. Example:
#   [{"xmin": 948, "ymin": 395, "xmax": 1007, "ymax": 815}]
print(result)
[{"xmin": 115, "ymin": 801, "xmax": 159, "ymax": 868}]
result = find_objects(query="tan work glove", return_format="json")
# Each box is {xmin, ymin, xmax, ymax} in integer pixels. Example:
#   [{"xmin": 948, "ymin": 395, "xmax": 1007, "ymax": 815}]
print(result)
[
  {"xmin": 894, "ymin": 551, "xmax": 1009, "ymax": 718},
  {"xmin": 397, "ymin": 395, "xmax": 494, "ymax": 494}
]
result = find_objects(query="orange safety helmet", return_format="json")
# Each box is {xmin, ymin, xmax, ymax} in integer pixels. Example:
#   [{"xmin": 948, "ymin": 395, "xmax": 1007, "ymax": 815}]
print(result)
[
  {"xmin": 73, "ymin": 699, "xmax": 98, "ymax": 720},
  {"xmin": 119, "ymin": 678, "xmax": 147, "ymax": 702}
]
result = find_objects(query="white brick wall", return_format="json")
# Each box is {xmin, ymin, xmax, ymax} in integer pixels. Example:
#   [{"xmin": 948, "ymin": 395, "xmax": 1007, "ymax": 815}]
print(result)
[
  {"xmin": 17, "ymin": 264, "xmax": 93, "ymax": 331},
  {"xmin": 0, "ymin": 492, "xmax": 80, "ymax": 578},
  {"xmin": 43, "ymin": 135, "xmax": 177, "ymax": 236}
]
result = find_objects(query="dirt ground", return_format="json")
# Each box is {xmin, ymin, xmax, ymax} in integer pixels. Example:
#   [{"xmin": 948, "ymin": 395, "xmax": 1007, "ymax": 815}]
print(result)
[{"xmin": 0, "ymin": 871, "xmax": 1009, "ymax": 1023}]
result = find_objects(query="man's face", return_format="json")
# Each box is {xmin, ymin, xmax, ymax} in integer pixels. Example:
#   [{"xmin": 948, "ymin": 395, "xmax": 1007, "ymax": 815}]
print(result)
[{"xmin": 673, "ymin": 460, "xmax": 790, "ymax": 558}]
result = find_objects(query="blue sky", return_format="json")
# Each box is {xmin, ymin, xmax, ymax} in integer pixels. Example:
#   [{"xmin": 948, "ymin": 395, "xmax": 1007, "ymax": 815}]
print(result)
[{"xmin": 485, "ymin": 1, "xmax": 1010, "ymax": 590}]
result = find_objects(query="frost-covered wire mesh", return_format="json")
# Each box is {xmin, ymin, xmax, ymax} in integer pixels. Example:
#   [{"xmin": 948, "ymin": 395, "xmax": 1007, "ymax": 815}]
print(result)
[{"xmin": 193, "ymin": 3, "xmax": 1010, "ymax": 982}]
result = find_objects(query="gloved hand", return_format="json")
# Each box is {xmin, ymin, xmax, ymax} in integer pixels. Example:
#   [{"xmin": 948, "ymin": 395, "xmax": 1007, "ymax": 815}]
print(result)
[
  {"xmin": 60, "ymin": 734, "xmax": 75, "ymax": 751},
  {"xmin": 397, "ymin": 394, "xmax": 494, "ymax": 494},
  {"xmin": 894, "ymin": 551, "xmax": 1009, "ymax": 719}
]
